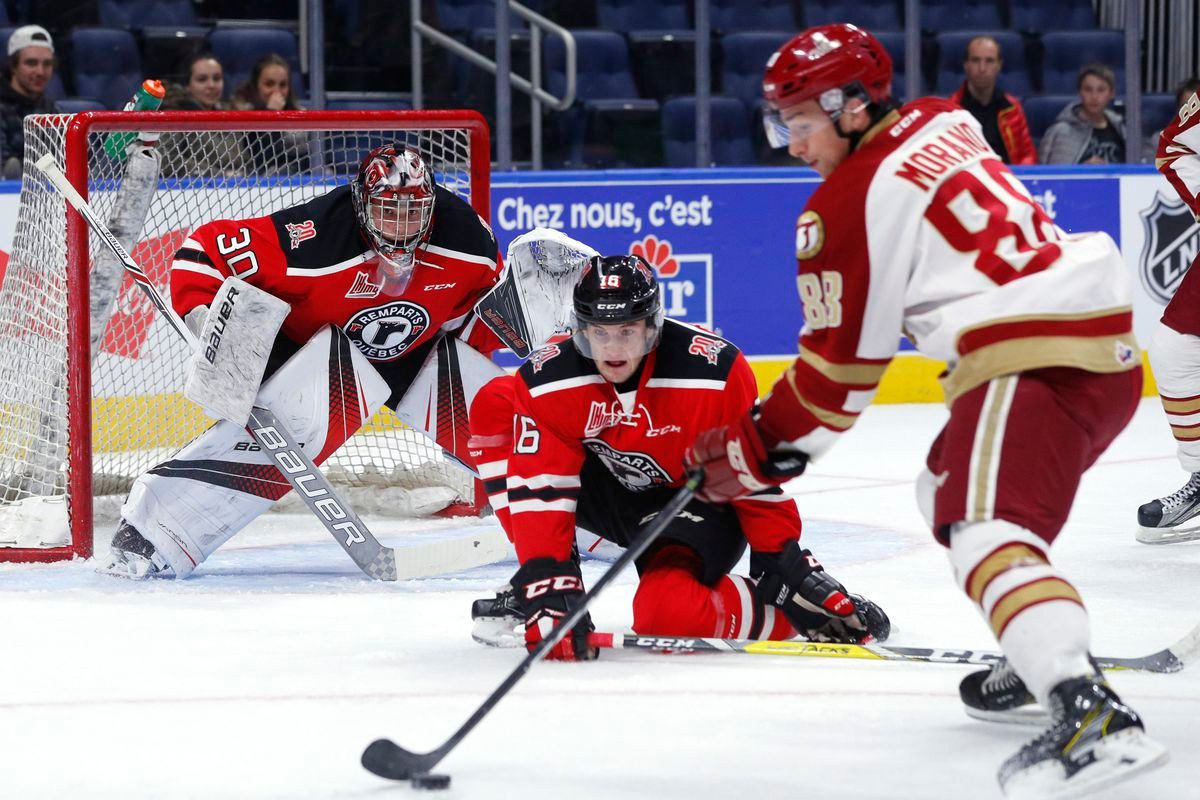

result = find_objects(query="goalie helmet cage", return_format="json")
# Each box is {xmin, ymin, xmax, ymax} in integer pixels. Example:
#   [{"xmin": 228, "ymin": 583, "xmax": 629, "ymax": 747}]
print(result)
[{"xmin": 0, "ymin": 109, "xmax": 491, "ymax": 564}]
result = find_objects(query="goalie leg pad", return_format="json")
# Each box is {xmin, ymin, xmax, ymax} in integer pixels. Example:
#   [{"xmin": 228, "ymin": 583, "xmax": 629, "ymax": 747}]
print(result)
[
  {"xmin": 121, "ymin": 326, "xmax": 390, "ymax": 577},
  {"xmin": 185, "ymin": 276, "xmax": 291, "ymax": 426}
]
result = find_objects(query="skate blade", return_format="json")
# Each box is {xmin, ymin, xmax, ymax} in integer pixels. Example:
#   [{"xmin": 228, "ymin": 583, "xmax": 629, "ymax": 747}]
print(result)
[
  {"xmin": 95, "ymin": 552, "xmax": 170, "ymax": 580},
  {"xmin": 965, "ymin": 705, "xmax": 1050, "ymax": 727},
  {"xmin": 1136, "ymin": 524, "xmax": 1200, "ymax": 545},
  {"xmin": 1002, "ymin": 728, "xmax": 1169, "ymax": 800}
]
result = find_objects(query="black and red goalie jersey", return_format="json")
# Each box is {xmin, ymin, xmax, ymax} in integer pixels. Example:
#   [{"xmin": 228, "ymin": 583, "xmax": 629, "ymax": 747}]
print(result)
[
  {"xmin": 170, "ymin": 182, "xmax": 504, "ymax": 363},
  {"xmin": 508, "ymin": 317, "xmax": 803, "ymax": 563}
]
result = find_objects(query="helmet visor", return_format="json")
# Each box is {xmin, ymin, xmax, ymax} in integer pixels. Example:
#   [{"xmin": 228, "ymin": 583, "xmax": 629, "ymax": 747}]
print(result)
[{"xmin": 570, "ymin": 311, "xmax": 663, "ymax": 361}]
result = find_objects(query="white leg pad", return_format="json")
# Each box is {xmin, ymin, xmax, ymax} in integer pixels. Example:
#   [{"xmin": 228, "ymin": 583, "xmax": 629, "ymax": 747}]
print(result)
[
  {"xmin": 949, "ymin": 519, "xmax": 1093, "ymax": 706},
  {"xmin": 1149, "ymin": 321, "xmax": 1200, "ymax": 472},
  {"xmin": 122, "ymin": 326, "xmax": 391, "ymax": 578}
]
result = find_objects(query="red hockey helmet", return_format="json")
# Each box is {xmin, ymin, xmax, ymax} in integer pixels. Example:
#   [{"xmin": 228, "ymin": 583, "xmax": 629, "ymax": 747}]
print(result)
[
  {"xmin": 351, "ymin": 143, "xmax": 435, "ymax": 291},
  {"xmin": 762, "ymin": 24, "xmax": 893, "ymax": 145}
]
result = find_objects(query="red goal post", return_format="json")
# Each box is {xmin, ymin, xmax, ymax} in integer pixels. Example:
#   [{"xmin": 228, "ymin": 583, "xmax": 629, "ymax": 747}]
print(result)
[{"xmin": 0, "ymin": 109, "xmax": 491, "ymax": 563}]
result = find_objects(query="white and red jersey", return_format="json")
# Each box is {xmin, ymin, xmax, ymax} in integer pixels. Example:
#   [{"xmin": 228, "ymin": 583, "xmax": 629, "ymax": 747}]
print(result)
[
  {"xmin": 1157, "ymin": 91, "xmax": 1200, "ymax": 217},
  {"xmin": 760, "ymin": 97, "xmax": 1140, "ymax": 458},
  {"xmin": 508, "ymin": 319, "xmax": 802, "ymax": 563},
  {"xmin": 171, "ymin": 183, "xmax": 504, "ymax": 362}
]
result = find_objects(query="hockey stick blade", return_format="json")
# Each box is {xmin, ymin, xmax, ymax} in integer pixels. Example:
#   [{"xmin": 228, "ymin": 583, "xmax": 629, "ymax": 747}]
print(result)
[
  {"xmin": 362, "ymin": 470, "xmax": 703, "ymax": 781},
  {"xmin": 34, "ymin": 153, "xmax": 399, "ymax": 582},
  {"xmin": 361, "ymin": 738, "xmax": 439, "ymax": 781},
  {"xmin": 586, "ymin": 624, "xmax": 1198, "ymax": 674}
]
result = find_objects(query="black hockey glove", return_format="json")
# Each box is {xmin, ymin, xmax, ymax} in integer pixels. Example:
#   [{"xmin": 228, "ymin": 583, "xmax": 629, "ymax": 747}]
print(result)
[
  {"xmin": 512, "ymin": 557, "xmax": 598, "ymax": 661},
  {"xmin": 752, "ymin": 542, "xmax": 891, "ymax": 644}
]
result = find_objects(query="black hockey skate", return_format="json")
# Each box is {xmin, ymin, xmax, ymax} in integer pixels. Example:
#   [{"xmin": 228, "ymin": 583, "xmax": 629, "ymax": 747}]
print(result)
[
  {"xmin": 997, "ymin": 677, "xmax": 1168, "ymax": 799},
  {"xmin": 1137, "ymin": 472, "xmax": 1200, "ymax": 544},
  {"xmin": 470, "ymin": 585, "xmax": 524, "ymax": 647},
  {"xmin": 960, "ymin": 659, "xmax": 1045, "ymax": 725},
  {"xmin": 99, "ymin": 520, "xmax": 171, "ymax": 579}
]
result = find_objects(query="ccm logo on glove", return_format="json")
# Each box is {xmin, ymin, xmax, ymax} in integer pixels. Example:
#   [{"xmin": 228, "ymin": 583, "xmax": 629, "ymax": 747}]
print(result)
[{"xmin": 523, "ymin": 574, "xmax": 583, "ymax": 599}]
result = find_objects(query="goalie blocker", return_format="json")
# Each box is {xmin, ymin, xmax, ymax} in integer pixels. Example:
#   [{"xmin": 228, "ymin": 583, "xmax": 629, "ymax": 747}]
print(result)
[{"xmin": 110, "ymin": 323, "xmax": 503, "ymax": 579}]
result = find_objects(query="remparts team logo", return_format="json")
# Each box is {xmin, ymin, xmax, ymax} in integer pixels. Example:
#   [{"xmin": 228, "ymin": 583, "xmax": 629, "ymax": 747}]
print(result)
[
  {"xmin": 583, "ymin": 439, "xmax": 671, "ymax": 491},
  {"xmin": 343, "ymin": 300, "xmax": 430, "ymax": 361},
  {"xmin": 630, "ymin": 235, "xmax": 712, "ymax": 328},
  {"xmin": 1139, "ymin": 192, "xmax": 1200, "ymax": 304}
]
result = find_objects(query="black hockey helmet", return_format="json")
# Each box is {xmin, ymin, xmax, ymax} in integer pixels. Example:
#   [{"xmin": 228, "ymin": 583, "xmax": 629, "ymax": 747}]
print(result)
[{"xmin": 570, "ymin": 254, "xmax": 665, "ymax": 358}]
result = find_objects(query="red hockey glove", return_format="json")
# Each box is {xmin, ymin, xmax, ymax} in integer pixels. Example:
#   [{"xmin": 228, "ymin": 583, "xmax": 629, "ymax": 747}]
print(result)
[
  {"xmin": 512, "ymin": 557, "xmax": 598, "ymax": 661},
  {"xmin": 685, "ymin": 412, "xmax": 808, "ymax": 503},
  {"xmin": 752, "ymin": 542, "xmax": 891, "ymax": 644}
]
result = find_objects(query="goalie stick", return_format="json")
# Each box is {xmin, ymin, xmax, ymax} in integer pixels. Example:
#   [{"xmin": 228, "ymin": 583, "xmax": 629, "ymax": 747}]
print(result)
[
  {"xmin": 35, "ymin": 153, "xmax": 439, "ymax": 582},
  {"xmin": 583, "ymin": 622, "xmax": 1200, "ymax": 674},
  {"xmin": 360, "ymin": 470, "xmax": 704, "ymax": 785}
]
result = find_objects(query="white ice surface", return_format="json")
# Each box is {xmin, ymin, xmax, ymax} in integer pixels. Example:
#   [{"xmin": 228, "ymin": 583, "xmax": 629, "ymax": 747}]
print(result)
[{"xmin": 3, "ymin": 399, "xmax": 1199, "ymax": 799}]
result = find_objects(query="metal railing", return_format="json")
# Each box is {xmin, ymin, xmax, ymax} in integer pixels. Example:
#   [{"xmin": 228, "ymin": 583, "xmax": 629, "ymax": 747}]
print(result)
[{"xmin": 409, "ymin": 0, "xmax": 576, "ymax": 170}]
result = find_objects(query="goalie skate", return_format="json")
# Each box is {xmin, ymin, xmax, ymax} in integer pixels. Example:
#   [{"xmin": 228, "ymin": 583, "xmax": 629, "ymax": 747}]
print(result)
[
  {"xmin": 98, "ymin": 521, "xmax": 173, "ymax": 579},
  {"xmin": 1137, "ymin": 472, "xmax": 1200, "ymax": 544},
  {"xmin": 998, "ymin": 677, "xmax": 1168, "ymax": 799},
  {"xmin": 470, "ymin": 585, "xmax": 523, "ymax": 647}
]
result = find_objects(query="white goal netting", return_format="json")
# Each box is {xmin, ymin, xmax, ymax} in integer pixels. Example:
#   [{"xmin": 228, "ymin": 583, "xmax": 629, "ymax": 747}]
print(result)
[{"xmin": 0, "ymin": 110, "xmax": 490, "ymax": 560}]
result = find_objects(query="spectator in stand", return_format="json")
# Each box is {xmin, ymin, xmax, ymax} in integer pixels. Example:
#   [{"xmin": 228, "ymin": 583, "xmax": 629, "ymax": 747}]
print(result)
[
  {"xmin": 1, "ymin": 25, "xmax": 60, "ymax": 180},
  {"xmin": 1145, "ymin": 77, "xmax": 1200, "ymax": 162},
  {"xmin": 159, "ymin": 52, "xmax": 246, "ymax": 177},
  {"xmin": 231, "ymin": 53, "xmax": 309, "ymax": 173},
  {"xmin": 1040, "ymin": 63, "xmax": 1126, "ymax": 165},
  {"xmin": 948, "ymin": 36, "xmax": 1036, "ymax": 165}
]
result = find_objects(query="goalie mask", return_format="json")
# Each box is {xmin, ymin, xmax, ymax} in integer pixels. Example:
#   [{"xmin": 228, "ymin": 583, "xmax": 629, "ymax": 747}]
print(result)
[
  {"xmin": 351, "ymin": 143, "xmax": 436, "ymax": 295},
  {"xmin": 570, "ymin": 254, "xmax": 664, "ymax": 361},
  {"xmin": 474, "ymin": 228, "xmax": 599, "ymax": 358}
]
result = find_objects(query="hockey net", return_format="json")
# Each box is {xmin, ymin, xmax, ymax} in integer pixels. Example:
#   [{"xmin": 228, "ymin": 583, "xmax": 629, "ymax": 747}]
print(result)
[{"xmin": 0, "ymin": 110, "xmax": 491, "ymax": 563}]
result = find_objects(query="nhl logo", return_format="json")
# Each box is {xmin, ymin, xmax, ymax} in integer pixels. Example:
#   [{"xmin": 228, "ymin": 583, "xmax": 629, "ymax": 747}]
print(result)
[{"xmin": 1139, "ymin": 192, "xmax": 1200, "ymax": 304}]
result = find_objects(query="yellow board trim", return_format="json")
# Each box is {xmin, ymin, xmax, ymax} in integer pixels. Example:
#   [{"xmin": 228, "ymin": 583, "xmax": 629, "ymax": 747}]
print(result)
[{"xmin": 748, "ymin": 351, "xmax": 1158, "ymax": 404}]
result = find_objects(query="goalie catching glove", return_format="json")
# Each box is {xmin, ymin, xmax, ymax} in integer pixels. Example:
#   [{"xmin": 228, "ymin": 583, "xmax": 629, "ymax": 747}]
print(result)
[
  {"xmin": 512, "ymin": 557, "xmax": 598, "ymax": 661},
  {"xmin": 685, "ymin": 411, "xmax": 807, "ymax": 504},
  {"xmin": 752, "ymin": 542, "xmax": 891, "ymax": 644}
]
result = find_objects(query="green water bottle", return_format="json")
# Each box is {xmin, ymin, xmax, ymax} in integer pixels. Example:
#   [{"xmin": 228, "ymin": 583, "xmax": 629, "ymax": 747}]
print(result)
[{"xmin": 103, "ymin": 79, "xmax": 166, "ymax": 160}]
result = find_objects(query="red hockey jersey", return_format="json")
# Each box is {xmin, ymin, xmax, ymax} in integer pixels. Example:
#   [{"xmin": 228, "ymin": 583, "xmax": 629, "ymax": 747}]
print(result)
[
  {"xmin": 508, "ymin": 319, "xmax": 803, "ymax": 563},
  {"xmin": 759, "ymin": 98, "xmax": 1140, "ymax": 457},
  {"xmin": 170, "ymin": 183, "xmax": 503, "ymax": 362}
]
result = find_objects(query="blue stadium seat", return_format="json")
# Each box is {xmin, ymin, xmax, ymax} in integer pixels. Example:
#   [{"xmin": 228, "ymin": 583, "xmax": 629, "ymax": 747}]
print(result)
[
  {"xmin": 873, "ymin": 31, "xmax": 914, "ymax": 100},
  {"xmin": 544, "ymin": 31, "xmax": 659, "ymax": 166},
  {"xmin": 710, "ymin": 0, "xmax": 796, "ymax": 33},
  {"xmin": 207, "ymin": 26, "xmax": 306, "ymax": 100},
  {"xmin": 1141, "ymin": 93, "xmax": 1178, "ymax": 139},
  {"xmin": 98, "ymin": 0, "xmax": 197, "ymax": 29},
  {"xmin": 629, "ymin": 31, "xmax": 700, "ymax": 101},
  {"xmin": 803, "ymin": 0, "xmax": 902, "ymax": 31},
  {"xmin": 918, "ymin": 0, "xmax": 1003, "ymax": 32},
  {"xmin": 69, "ymin": 28, "xmax": 143, "ymax": 110},
  {"xmin": 1022, "ymin": 94, "xmax": 1075, "ymax": 142},
  {"xmin": 1009, "ymin": 0, "xmax": 1096, "ymax": 33},
  {"xmin": 1039, "ymin": 31, "xmax": 1124, "ymax": 94},
  {"xmin": 324, "ymin": 93, "xmax": 413, "ymax": 111},
  {"xmin": 56, "ymin": 97, "xmax": 107, "ymax": 114},
  {"xmin": 720, "ymin": 31, "xmax": 792, "ymax": 113},
  {"xmin": 0, "ymin": 3, "xmax": 9, "ymax": 24},
  {"xmin": 935, "ymin": 31, "xmax": 1030, "ymax": 97},
  {"xmin": 662, "ymin": 96, "xmax": 754, "ymax": 166},
  {"xmin": 435, "ymin": 0, "xmax": 526, "ymax": 34},
  {"xmin": 598, "ymin": 0, "xmax": 688, "ymax": 32}
]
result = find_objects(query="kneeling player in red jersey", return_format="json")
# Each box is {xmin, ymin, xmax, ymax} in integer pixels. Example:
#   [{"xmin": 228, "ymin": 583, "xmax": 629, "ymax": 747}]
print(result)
[{"xmin": 468, "ymin": 251, "xmax": 889, "ymax": 659}]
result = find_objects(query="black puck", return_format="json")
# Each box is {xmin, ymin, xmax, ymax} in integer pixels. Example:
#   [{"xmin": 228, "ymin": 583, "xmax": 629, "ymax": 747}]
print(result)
[{"xmin": 411, "ymin": 773, "xmax": 451, "ymax": 790}]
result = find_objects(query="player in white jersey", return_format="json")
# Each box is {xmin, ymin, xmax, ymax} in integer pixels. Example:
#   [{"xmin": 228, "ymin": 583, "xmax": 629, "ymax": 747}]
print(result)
[
  {"xmin": 1136, "ymin": 90, "xmax": 1200, "ymax": 543},
  {"xmin": 683, "ymin": 23, "xmax": 1166, "ymax": 798}
]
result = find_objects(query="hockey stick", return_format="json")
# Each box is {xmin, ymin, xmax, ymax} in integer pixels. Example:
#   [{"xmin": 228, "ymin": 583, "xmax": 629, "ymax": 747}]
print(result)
[
  {"xmin": 360, "ymin": 469, "xmax": 704, "ymax": 785},
  {"xmin": 585, "ymin": 622, "xmax": 1200, "ymax": 674},
  {"xmin": 36, "ymin": 154, "xmax": 405, "ymax": 580}
]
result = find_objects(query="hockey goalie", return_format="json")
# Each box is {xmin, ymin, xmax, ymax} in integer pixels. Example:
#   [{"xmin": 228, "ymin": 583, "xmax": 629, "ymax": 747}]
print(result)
[{"xmin": 103, "ymin": 143, "xmax": 507, "ymax": 578}]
